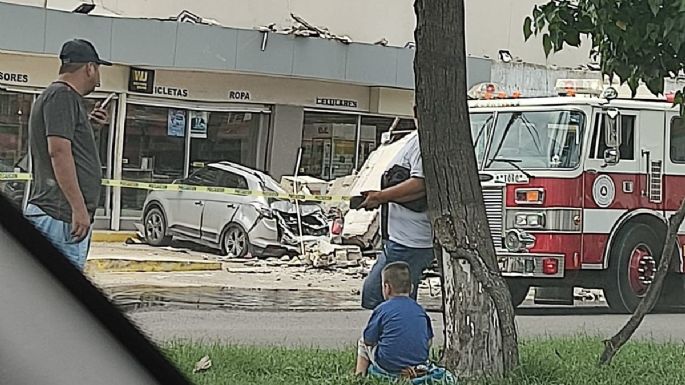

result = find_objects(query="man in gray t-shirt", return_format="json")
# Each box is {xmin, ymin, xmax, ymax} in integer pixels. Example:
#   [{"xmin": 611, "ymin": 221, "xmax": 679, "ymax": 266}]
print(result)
[
  {"xmin": 359, "ymin": 128, "xmax": 434, "ymax": 310},
  {"xmin": 25, "ymin": 39, "xmax": 111, "ymax": 270}
]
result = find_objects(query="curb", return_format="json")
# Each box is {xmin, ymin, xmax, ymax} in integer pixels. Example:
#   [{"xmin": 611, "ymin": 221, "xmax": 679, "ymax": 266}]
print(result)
[
  {"xmin": 100, "ymin": 285, "xmax": 372, "ymax": 312},
  {"xmin": 85, "ymin": 258, "xmax": 222, "ymax": 273},
  {"xmin": 92, "ymin": 231, "xmax": 138, "ymax": 243}
]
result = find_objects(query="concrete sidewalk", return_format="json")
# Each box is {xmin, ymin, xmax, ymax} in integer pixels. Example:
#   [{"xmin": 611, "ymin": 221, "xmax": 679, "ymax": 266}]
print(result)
[
  {"xmin": 85, "ymin": 242, "xmax": 222, "ymax": 273},
  {"xmin": 86, "ymin": 242, "xmax": 371, "ymax": 294},
  {"xmin": 84, "ymin": 242, "xmax": 603, "ymax": 313}
]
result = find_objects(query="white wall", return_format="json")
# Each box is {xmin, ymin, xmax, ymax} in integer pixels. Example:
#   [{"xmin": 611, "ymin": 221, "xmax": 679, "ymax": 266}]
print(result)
[
  {"xmin": 5, "ymin": 0, "xmax": 592, "ymax": 67},
  {"xmin": 465, "ymin": 0, "xmax": 592, "ymax": 68},
  {"xmin": 491, "ymin": 62, "xmax": 601, "ymax": 97}
]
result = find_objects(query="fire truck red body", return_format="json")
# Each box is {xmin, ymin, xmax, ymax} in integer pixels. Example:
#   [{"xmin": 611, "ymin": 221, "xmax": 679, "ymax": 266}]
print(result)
[{"xmin": 469, "ymin": 80, "xmax": 685, "ymax": 312}]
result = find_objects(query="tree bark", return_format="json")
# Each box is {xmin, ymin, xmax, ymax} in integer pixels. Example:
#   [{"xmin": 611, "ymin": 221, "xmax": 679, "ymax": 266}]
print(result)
[
  {"xmin": 599, "ymin": 199, "xmax": 685, "ymax": 366},
  {"xmin": 414, "ymin": 0, "xmax": 519, "ymax": 378}
]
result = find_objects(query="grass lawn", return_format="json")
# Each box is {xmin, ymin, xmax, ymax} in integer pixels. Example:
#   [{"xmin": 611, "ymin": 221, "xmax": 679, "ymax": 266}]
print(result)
[{"xmin": 165, "ymin": 337, "xmax": 685, "ymax": 385}]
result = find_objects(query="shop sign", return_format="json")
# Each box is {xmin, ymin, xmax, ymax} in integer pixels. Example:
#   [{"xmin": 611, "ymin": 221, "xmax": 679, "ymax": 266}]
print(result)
[
  {"xmin": 0, "ymin": 71, "xmax": 29, "ymax": 84},
  {"xmin": 128, "ymin": 67, "xmax": 154, "ymax": 94},
  {"xmin": 316, "ymin": 97, "xmax": 358, "ymax": 109},
  {"xmin": 228, "ymin": 90, "xmax": 251, "ymax": 101},
  {"xmin": 155, "ymin": 86, "xmax": 189, "ymax": 98}
]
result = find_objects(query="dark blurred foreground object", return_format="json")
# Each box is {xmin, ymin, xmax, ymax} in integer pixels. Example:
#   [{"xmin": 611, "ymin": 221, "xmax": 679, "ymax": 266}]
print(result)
[{"xmin": 0, "ymin": 194, "xmax": 192, "ymax": 385}]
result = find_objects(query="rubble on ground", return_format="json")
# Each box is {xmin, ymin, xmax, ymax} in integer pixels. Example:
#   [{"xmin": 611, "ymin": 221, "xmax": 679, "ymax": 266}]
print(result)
[{"xmin": 226, "ymin": 237, "xmax": 372, "ymax": 279}]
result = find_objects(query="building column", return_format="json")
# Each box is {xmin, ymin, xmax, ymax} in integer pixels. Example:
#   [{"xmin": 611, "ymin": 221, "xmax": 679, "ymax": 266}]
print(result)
[
  {"xmin": 110, "ymin": 93, "xmax": 127, "ymax": 231},
  {"xmin": 266, "ymin": 105, "xmax": 304, "ymax": 181}
]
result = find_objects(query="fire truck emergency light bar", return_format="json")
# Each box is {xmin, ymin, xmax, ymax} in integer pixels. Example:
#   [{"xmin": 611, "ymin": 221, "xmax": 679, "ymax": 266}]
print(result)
[{"xmin": 555, "ymin": 79, "xmax": 605, "ymax": 97}]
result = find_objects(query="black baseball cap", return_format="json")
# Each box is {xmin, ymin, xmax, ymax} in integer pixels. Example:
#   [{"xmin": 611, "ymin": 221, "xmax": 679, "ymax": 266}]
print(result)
[{"xmin": 59, "ymin": 39, "xmax": 112, "ymax": 66}]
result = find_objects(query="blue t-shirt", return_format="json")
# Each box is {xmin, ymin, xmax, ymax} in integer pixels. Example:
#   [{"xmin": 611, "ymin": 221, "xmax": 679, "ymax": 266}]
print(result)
[{"xmin": 363, "ymin": 296, "xmax": 434, "ymax": 373}]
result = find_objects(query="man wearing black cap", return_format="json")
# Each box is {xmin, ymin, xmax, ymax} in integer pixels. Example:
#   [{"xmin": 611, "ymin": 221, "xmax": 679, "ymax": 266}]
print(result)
[{"xmin": 24, "ymin": 39, "xmax": 112, "ymax": 270}]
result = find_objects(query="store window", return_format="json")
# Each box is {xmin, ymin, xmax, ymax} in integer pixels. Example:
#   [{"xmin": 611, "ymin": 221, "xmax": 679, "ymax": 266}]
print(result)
[
  {"xmin": 595, "ymin": 114, "xmax": 636, "ymax": 160},
  {"xmin": 300, "ymin": 112, "xmax": 417, "ymax": 181},
  {"xmin": 189, "ymin": 111, "xmax": 263, "ymax": 173},
  {"xmin": 671, "ymin": 117, "xmax": 685, "ymax": 163},
  {"xmin": 358, "ymin": 116, "xmax": 394, "ymax": 167},
  {"xmin": 83, "ymin": 98, "xmax": 114, "ymax": 218},
  {"xmin": 121, "ymin": 104, "xmax": 186, "ymax": 217},
  {"xmin": 300, "ymin": 112, "xmax": 358, "ymax": 180},
  {"xmin": 0, "ymin": 90, "xmax": 32, "ymax": 208}
]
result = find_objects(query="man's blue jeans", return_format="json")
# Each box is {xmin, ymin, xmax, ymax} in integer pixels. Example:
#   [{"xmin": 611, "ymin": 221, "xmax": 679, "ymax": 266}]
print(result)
[
  {"xmin": 361, "ymin": 240, "xmax": 434, "ymax": 310},
  {"xmin": 24, "ymin": 204, "xmax": 92, "ymax": 270}
]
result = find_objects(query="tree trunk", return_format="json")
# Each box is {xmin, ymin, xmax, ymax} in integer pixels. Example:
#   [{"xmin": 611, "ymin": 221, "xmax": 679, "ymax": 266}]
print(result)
[
  {"xmin": 599, "ymin": 199, "xmax": 685, "ymax": 366},
  {"xmin": 414, "ymin": 0, "xmax": 519, "ymax": 378}
]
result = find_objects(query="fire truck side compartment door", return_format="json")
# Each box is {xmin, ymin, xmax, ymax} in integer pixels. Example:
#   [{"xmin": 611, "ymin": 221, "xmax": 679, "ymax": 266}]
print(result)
[{"xmin": 637, "ymin": 110, "xmax": 666, "ymax": 209}]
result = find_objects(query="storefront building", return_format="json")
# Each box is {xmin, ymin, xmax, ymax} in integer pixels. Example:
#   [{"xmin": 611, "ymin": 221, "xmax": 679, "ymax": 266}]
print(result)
[{"xmin": 0, "ymin": 2, "xmax": 492, "ymax": 230}]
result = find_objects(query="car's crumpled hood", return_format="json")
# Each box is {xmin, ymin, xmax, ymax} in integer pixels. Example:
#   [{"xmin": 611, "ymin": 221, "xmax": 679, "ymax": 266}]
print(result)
[{"xmin": 270, "ymin": 200, "xmax": 323, "ymax": 216}]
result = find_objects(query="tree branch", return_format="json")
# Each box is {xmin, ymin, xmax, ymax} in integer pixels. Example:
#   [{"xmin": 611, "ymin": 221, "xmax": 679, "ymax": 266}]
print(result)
[{"xmin": 599, "ymin": 198, "xmax": 685, "ymax": 366}]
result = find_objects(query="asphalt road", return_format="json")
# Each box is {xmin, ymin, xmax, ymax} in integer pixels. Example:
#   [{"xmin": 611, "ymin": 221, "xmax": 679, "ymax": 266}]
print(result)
[{"xmin": 128, "ymin": 307, "xmax": 685, "ymax": 347}]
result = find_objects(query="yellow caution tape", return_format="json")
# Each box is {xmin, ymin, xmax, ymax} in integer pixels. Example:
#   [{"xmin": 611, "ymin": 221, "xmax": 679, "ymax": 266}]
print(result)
[
  {"xmin": 0, "ymin": 172, "xmax": 33, "ymax": 181},
  {"xmin": 0, "ymin": 173, "xmax": 350, "ymax": 202},
  {"xmin": 101, "ymin": 179, "xmax": 351, "ymax": 202}
]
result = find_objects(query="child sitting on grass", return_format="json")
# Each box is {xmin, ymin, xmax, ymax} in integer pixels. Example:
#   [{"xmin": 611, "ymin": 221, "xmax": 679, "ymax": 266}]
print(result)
[{"xmin": 355, "ymin": 261, "xmax": 455, "ymax": 384}]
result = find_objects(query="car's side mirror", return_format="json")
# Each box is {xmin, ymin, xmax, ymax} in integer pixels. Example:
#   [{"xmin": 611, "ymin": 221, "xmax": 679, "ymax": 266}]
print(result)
[{"xmin": 603, "ymin": 148, "xmax": 619, "ymax": 167}]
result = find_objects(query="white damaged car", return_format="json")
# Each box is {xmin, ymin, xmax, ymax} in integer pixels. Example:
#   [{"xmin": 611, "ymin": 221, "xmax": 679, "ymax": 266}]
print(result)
[{"xmin": 141, "ymin": 162, "xmax": 329, "ymax": 258}]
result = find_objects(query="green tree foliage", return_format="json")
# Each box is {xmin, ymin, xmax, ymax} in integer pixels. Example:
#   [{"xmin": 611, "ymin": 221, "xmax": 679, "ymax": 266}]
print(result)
[{"xmin": 524, "ymin": 0, "xmax": 685, "ymax": 106}]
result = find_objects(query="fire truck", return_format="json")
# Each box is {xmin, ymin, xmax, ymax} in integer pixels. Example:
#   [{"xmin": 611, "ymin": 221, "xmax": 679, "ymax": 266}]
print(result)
[{"xmin": 469, "ymin": 79, "xmax": 685, "ymax": 313}]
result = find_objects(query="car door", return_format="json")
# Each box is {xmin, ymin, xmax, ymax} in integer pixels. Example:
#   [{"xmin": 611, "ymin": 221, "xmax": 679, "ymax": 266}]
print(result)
[
  {"xmin": 582, "ymin": 109, "xmax": 641, "ymax": 266},
  {"xmin": 169, "ymin": 167, "xmax": 219, "ymax": 238},
  {"xmin": 664, "ymin": 113, "xmax": 685, "ymax": 273},
  {"xmin": 200, "ymin": 170, "xmax": 251, "ymax": 244}
]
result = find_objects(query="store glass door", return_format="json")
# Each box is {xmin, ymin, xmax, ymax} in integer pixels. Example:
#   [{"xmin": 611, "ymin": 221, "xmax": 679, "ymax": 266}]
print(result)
[
  {"xmin": 0, "ymin": 90, "xmax": 33, "ymax": 208},
  {"xmin": 189, "ymin": 111, "xmax": 263, "ymax": 173},
  {"xmin": 83, "ymin": 97, "xmax": 116, "ymax": 226},
  {"xmin": 301, "ymin": 112, "xmax": 357, "ymax": 180},
  {"xmin": 121, "ymin": 104, "xmax": 186, "ymax": 220}
]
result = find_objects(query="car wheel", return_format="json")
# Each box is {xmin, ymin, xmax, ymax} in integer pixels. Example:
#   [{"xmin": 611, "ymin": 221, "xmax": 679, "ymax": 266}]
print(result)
[
  {"xmin": 221, "ymin": 224, "xmax": 249, "ymax": 258},
  {"xmin": 144, "ymin": 207, "xmax": 172, "ymax": 246},
  {"xmin": 605, "ymin": 223, "xmax": 661, "ymax": 313}
]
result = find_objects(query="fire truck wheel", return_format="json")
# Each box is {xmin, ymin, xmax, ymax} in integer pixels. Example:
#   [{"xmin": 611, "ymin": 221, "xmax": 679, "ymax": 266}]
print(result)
[
  {"xmin": 605, "ymin": 223, "xmax": 662, "ymax": 314},
  {"xmin": 507, "ymin": 281, "xmax": 530, "ymax": 308}
]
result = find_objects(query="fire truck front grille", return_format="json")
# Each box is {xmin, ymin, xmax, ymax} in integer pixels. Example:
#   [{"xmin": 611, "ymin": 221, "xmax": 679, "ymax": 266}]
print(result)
[{"xmin": 482, "ymin": 186, "xmax": 504, "ymax": 248}]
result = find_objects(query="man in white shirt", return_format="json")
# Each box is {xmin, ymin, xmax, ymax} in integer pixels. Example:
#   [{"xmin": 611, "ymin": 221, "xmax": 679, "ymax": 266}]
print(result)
[{"xmin": 359, "ymin": 124, "xmax": 434, "ymax": 310}]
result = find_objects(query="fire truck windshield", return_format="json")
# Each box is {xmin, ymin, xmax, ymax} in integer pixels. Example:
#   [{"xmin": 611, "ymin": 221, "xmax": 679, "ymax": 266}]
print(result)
[
  {"xmin": 471, "ymin": 112, "xmax": 493, "ymax": 165},
  {"xmin": 483, "ymin": 110, "xmax": 585, "ymax": 170}
]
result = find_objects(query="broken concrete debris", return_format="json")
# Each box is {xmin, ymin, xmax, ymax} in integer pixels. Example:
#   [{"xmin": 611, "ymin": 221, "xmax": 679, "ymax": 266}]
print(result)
[
  {"xmin": 301, "ymin": 239, "xmax": 363, "ymax": 269},
  {"xmin": 288, "ymin": 256, "xmax": 304, "ymax": 266}
]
